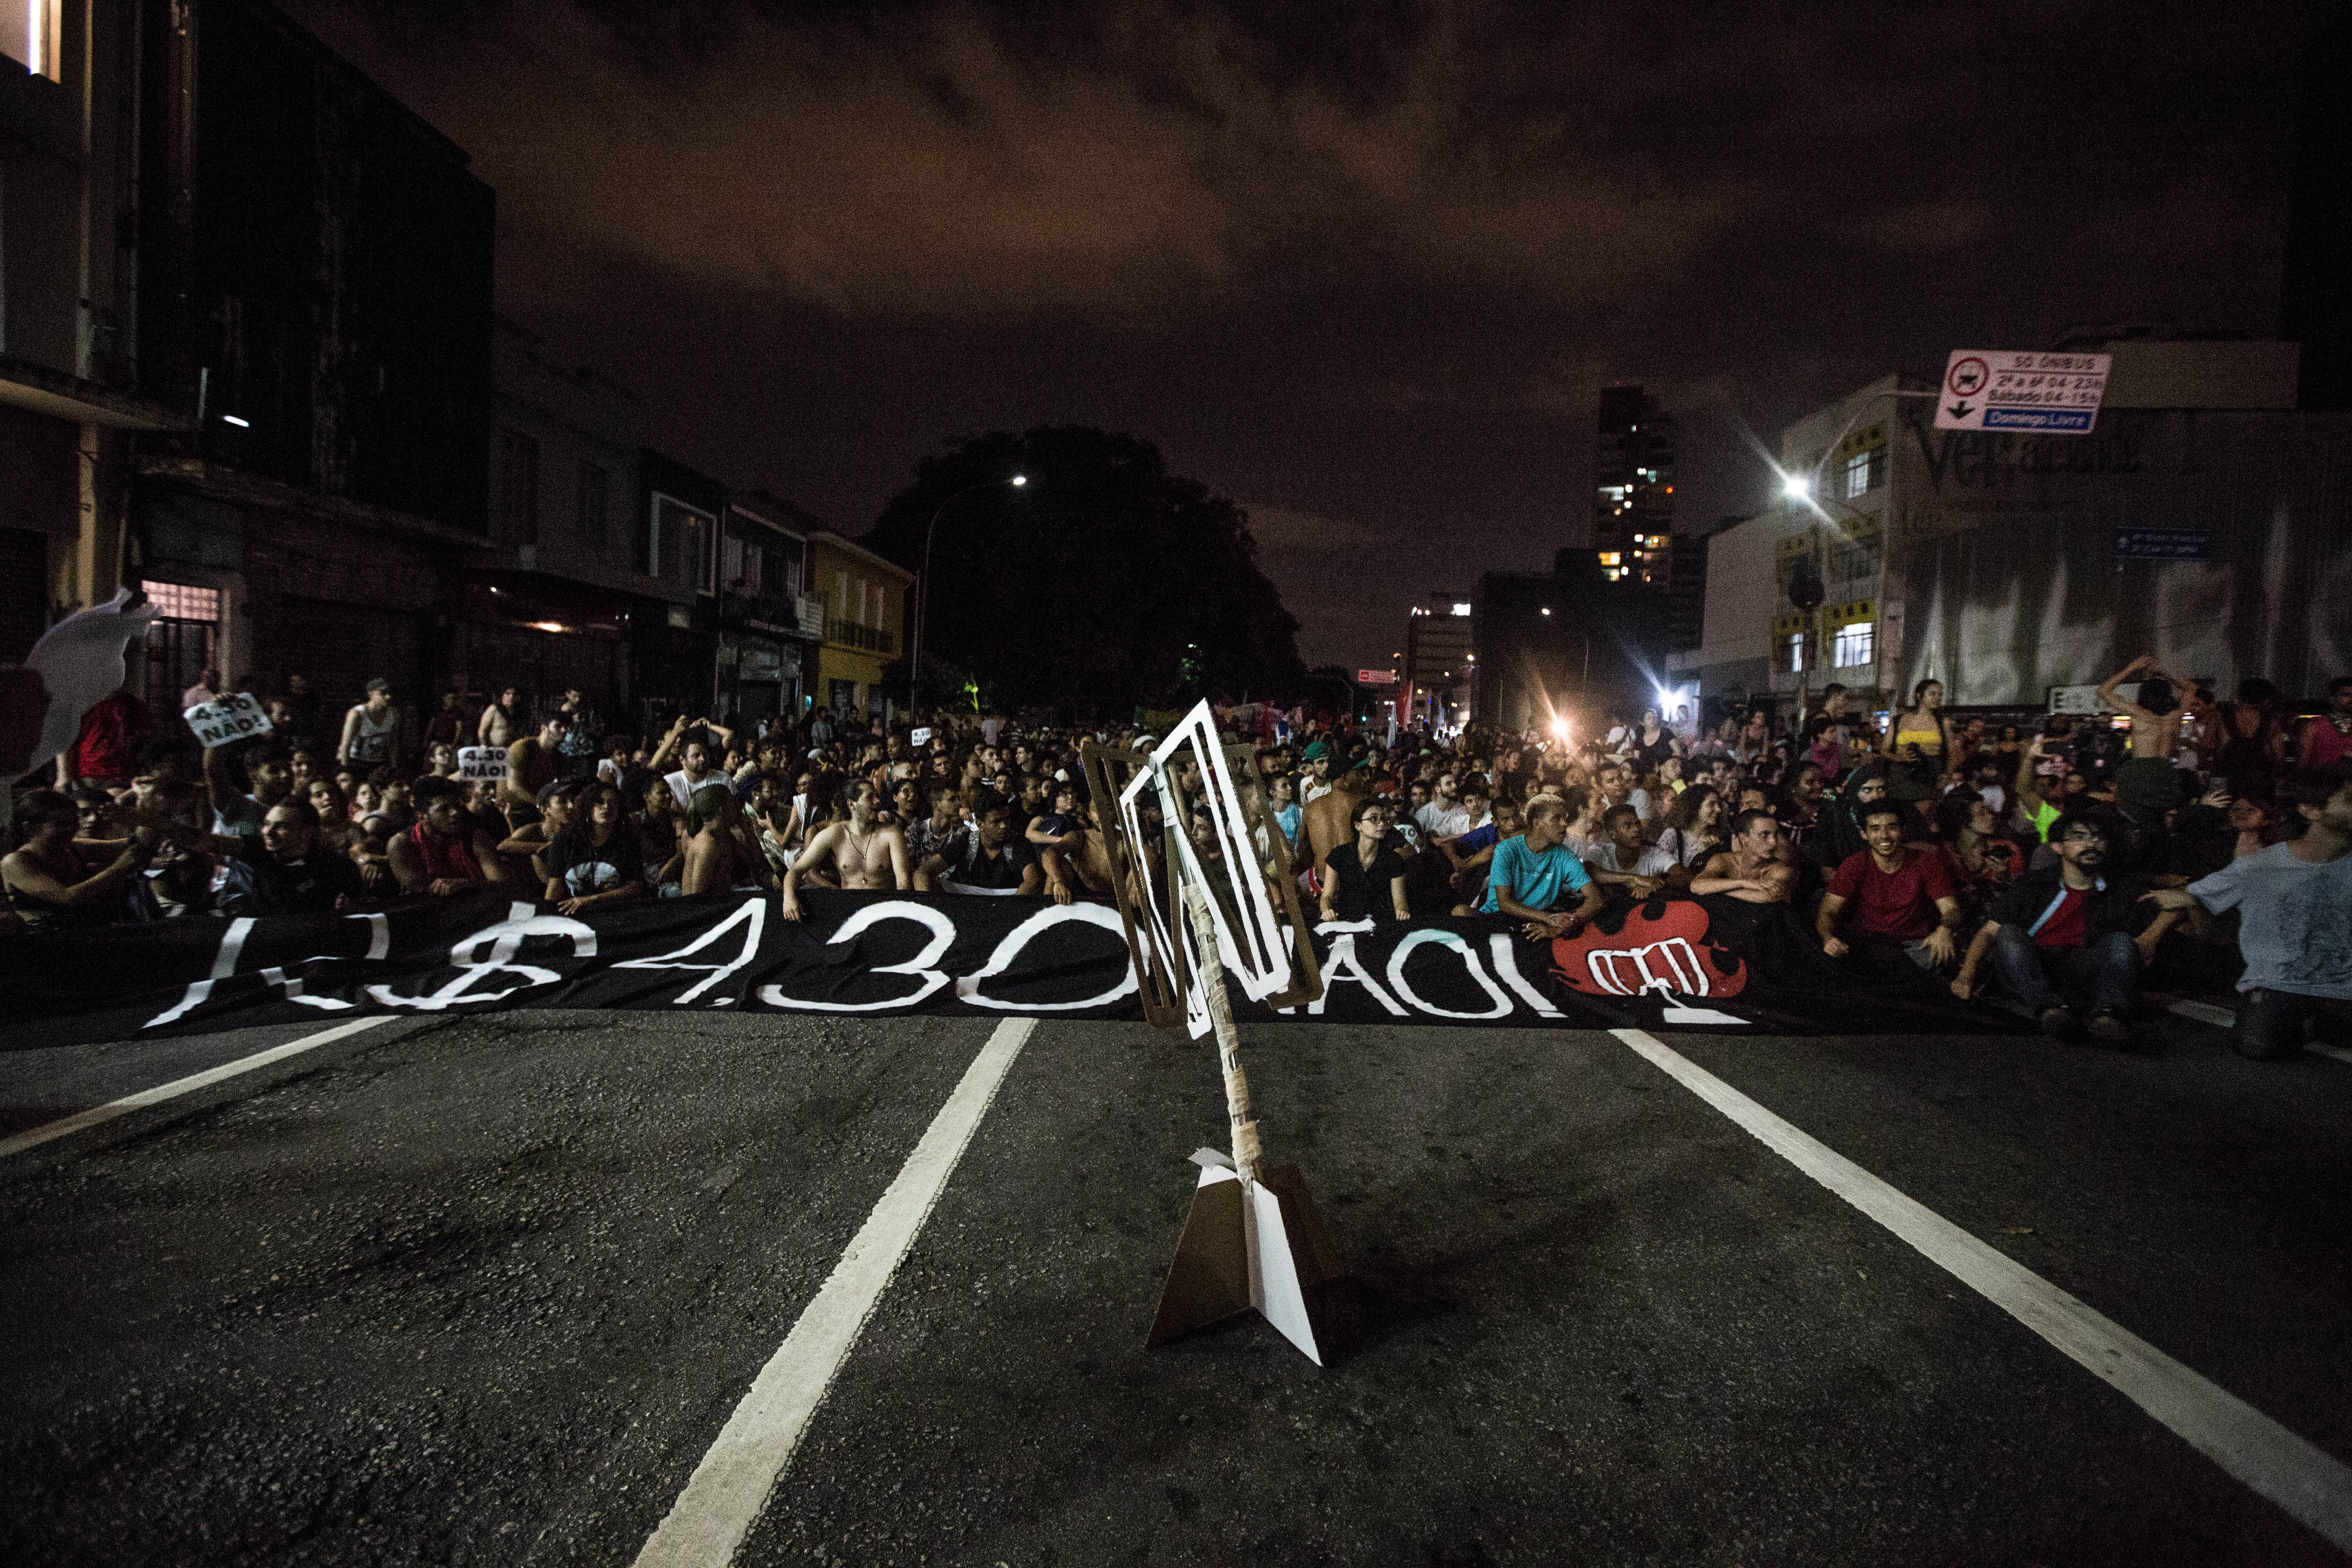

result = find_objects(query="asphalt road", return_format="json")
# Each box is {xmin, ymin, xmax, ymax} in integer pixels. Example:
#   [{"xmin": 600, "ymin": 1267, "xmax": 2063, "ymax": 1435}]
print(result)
[{"xmin": 1, "ymin": 1002, "xmax": 2348, "ymax": 1566}]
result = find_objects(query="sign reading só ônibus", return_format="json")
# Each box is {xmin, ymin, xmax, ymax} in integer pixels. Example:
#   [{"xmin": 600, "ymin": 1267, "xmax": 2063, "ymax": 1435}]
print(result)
[
  {"xmin": 457, "ymin": 746, "xmax": 511, "ymax": 782},
  {"xmin": 1935, "ymin": 350, "xmax": 2110, "ymax": 434},
  {"xmin": 183, "ymin": 693, "xmax": 272, "ymax": 748}
]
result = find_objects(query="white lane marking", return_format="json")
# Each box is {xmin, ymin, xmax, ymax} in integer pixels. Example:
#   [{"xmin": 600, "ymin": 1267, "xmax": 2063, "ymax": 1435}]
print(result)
[
  {"xmin": 2160, "ymin": 998, "xmax": 2352, "ymax": 1065},
  {"xmin": 0, "ymin": 1017, "xmax": 393, "ymax": 1161},
  {"xmin": 1610, "ymin": 1027, "xmax": 2352, "ymax": 1554},
  {"xmin": 633, "ymin": 1016, "xmax": 1037, "ymax": 1568}
]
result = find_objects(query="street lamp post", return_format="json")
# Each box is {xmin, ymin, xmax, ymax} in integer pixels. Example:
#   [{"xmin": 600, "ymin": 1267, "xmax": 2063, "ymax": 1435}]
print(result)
[{"xmin": 913, "ymin": 474, "xmax": 1025, "ymax": 708}]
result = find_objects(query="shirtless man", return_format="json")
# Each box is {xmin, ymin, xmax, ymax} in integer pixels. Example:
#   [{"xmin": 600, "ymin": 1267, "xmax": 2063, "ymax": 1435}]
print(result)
[
  {"xmin": 781, "ymin": 778, "xmax": 910, "ymax": 920},
  {"xmin": 682, "ymin": 782, "xmax": 770, "ymax": 895},
  {"xmin": 1690, "ymin": 808, "xmax": 1799, "ymax": 904}
]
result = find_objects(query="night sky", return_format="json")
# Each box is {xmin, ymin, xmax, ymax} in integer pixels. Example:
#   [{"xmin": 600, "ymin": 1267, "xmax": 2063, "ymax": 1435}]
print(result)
[{"xmin": 284, "ymin": 0, "xmax": 2328, "ymax": 674}]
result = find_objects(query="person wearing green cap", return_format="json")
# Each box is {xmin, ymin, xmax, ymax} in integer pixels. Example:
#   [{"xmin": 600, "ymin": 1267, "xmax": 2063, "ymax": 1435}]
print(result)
[{"xmin": 1300, "ymin": 740, "xmax": 1335, "ymax": 803}]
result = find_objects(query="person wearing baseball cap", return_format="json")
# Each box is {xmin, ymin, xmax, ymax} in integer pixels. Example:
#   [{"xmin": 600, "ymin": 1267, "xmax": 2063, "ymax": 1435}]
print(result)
[{"xmin": 1301, "ymin": 739, "xmax": 1335, "ymax": 803}]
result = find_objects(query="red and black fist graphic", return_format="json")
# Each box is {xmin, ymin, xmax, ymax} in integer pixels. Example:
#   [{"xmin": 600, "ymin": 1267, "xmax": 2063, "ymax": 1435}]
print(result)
[{"xmin": 1550, "ymin": 899, "xmax": 1747, "ymax": 999}]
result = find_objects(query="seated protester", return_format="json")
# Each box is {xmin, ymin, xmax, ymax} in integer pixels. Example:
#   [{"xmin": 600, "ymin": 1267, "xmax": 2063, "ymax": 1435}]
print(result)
[
  {"xmin": 1950, "ymin": 810, "xmax": 2161, "ymax": 1042},
  {"xmin": 781, "ymin": 778, "xmax": 911, "ymax": 919},
  {"xmin": 356, "ymin": 770, "xmax": 414, "ymax": 848},
  {"xmin": 499, "ymin": 780, "xmax": 577, "ymax": 886},
  {"xmin": 682, "ymin": 783, "xmax": 770, "ymax": 895},
  {"xmin": 216, "ymin": 799, "xmax": 369, "ymax": 918},
  {"xmin": 1810, "ymin": 766, "xmax": 1888, "ymax": 877},
  {"xmin": 1442, "ymin": 798, "xmax": 1523, "ymax": 914},
  {"xmin": 388, "ymin": 778, "xmax": 513, "ymax": 897},
  {"xmin": 1481, "ymin": 793, "xmax": 1605, "ymax": 940},
  {"xmin": 1650, "ymin": 785, "xmax": 1726, "ymax": 888},
  {"xmin": 906, "ymin": 787, "xmax": 967, "ymax": 885},
  {"xmin": 203, "ymin": 741, "xmax": 297, "ymax": 844},
  {"xmin": 639, "ymin": 775, "xmax": 686, "ymax": 895},
  {"xmin": 1268, "ymin": 773, "xmax": 1304, "ymax": 854},
  {"xmin": 1579, "ymin": 803, "xmax": 1675, "ymax": 899},
  {"xmin": 1321, "ymin": 796, "xmax": 1411, "ymax": 923},
  {"xmin": 1299, "ymin": 740, "xmax": 1337, "ymax": 803},
  {"xmin": 1932, "ymin": 787, "xmax": 2020, "ymax": 886},
  {"xmin": 542, "ymin": 781, "xmax": 648, "ymax": 914},
  {"xmin": 1026, "ymin": 779, "xmax": 1090, "ymax": 904},
  {"xmin": 1415, "ymin": 771, "xmax": 1473, "ymax": 841},
  {"xmin": 922, "ymin": 795, "xmax": 1042, "ymax": 896},
  {"xmin": 2145, "ymin": 766, "xmax": 2352, "ymax": 1060},
  {"xmin": 1817, "ymin": 802, "xmax": 1964, "ymax": 971},
  {"xmin": 882, "ymin": 776, "xmax": 923, "ymax": 828},
  {"xmin": 501, "ymin": 710, "xmax": 572, "ymax": 813},
  {"xmin": 1691, "ymin": 808, "xmax": 1798, "ymax": 904},
  {"xmin": 1775, "ymin": 762, "xmax": 1829, "ymax": 862},
  {"xmin": 2, "ymin": 790, "xmax": 158, "ymax": 927}
]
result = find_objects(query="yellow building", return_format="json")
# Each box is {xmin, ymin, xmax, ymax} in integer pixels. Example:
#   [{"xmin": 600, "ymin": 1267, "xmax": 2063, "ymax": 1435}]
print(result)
[{"xmin": 805, "ymin": 531, "xmax": 913, "ymax": 722}]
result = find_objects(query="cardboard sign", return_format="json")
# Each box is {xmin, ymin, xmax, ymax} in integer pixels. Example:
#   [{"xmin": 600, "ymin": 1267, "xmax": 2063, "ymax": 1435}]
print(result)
[
  {"xmin": 909, "ymin": 726, "xmax": 933, "ymax": 748},
  {"xmin": 457, "ymin": 746, "xmax": 511, "ymax": 782},
  {"xmin": 183, "ymin": 693, "xmax": 272, "ymax": 749}
]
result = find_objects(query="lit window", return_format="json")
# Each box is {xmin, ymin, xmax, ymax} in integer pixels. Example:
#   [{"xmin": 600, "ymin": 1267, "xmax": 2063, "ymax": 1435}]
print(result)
[
  {"xmin": 1785, "ymin": 631, "xmax": 1805, "ymax": 673},
  {"xmin": 1598, "ymin": 552, "xmax": 1621, "ymax": 566},
  {"xmin": 141, "ymin": 581, "xmax": 220, "ymax": 622},
  {"xmin": 1451, "ymin": 602, "xmax": 1471, "ymax": 617},
  {"xmin": 1832, "ymin": 621, "xmax": 1875, "ymax": 667}
]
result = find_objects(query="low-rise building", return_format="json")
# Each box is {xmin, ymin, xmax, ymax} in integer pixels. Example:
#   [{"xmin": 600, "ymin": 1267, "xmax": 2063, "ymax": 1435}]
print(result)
[
  {"xmin": 1677, "ymin": 339, "xmax": 2349, "ymax": 716},
  {"xmin": 807, "ymin": 531, "xmax": 912, "ymax": 723}
]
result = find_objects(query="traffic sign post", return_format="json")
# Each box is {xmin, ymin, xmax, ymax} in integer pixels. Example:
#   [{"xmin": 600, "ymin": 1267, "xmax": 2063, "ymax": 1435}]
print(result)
[{"xmin": 1934, "ymin": 349, "xmax": 2109, "ymax": 434}]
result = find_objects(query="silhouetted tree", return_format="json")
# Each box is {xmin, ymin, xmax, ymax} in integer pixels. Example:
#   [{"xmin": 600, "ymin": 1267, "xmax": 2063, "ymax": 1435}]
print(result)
[{"xmin": 862, "ymin": 427, "xmax": 1306, "ymax": 716}]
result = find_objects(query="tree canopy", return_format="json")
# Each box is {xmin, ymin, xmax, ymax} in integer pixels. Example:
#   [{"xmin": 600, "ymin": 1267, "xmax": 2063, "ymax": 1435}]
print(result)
[{"xmin": 861, "ymin": 427, "xmax": 1305, "ymax": 714}]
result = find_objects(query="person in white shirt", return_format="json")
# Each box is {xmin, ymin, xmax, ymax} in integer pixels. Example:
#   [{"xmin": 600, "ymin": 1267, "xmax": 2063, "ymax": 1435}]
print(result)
[
  {"xmin": 181, "ymin": 667, "xmax": 223, "ymax": 710},
  {"xmin": 1415, "ymin": 771, "xmax": 1472, "ymax": 840}
]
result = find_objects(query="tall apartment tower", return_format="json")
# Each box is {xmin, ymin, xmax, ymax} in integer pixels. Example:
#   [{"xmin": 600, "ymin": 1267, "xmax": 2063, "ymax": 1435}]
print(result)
[{"xmin": 1592, "ymin": 386, "xmax": 1676, "ymax": 585}]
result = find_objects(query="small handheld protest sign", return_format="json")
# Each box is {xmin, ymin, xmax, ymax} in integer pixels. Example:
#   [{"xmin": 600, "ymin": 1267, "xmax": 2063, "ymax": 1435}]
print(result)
[
  {"xmin": 1087, "ymin": 701, "xmax": 1336, "ymax": 1365},
  {"xmin": 183, "ymin": 693, "xmax": 271, "ymax": 749},
  {"xmin": 909, "ymin": 726, "xmax": 933, "ymax": 748},
  {"xmin": 457, "ymin": 746, "xmax": 510, "ymax": 782}
]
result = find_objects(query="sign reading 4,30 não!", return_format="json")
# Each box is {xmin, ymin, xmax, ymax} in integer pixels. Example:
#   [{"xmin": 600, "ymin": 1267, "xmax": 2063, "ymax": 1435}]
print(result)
[{"xmin": 183, "ymin": 693, "xmax": 272, "ymax": 749}]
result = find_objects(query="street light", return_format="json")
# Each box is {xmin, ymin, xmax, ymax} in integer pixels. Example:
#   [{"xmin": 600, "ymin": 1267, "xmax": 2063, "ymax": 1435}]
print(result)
[{"xmin": 913, "ymin": 474, "xmax": 1027, "ymax": 703}]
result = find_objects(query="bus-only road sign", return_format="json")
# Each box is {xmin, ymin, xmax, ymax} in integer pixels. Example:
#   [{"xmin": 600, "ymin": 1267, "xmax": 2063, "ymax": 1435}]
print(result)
[{"xmin": 1934, "ymin": 350, "xmax": 2109, "ymax": 434}]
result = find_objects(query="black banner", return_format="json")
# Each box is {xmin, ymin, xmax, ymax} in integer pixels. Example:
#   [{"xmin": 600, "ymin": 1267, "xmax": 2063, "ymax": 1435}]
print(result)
[{"xmin": 0, "ymin": 891, "xmax": 2010, "ymax": 1049}]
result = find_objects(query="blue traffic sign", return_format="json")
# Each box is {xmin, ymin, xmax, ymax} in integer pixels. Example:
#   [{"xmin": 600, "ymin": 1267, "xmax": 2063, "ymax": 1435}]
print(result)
[{"xmin": 2112, "ymin": 528, "xmax": 2211, "ymax": 561}]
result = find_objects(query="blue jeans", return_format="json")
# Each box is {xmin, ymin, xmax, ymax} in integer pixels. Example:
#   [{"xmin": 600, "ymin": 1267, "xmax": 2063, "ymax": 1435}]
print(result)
[
  {"xmin": 2232, "ymin": 989, "xmax": 2352, "ymax": 1061},
  {"xmin": 1993, "ymin": 926, "xmax": 2137, "ymax": 1016}
]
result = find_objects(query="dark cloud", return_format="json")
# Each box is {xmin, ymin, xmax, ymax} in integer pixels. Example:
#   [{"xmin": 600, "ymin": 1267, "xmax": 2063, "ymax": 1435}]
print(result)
[{"xmin": 284, "ymin": 0, "xmax": 2325, "ymax": 672}]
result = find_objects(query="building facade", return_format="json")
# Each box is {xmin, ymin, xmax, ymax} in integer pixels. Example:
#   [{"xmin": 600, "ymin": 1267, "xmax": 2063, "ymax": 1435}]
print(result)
[
  {"xmin": 125, "ymin": 0, "xmax": 495, "ymax": 728},
  {"xmin": 1401, "ymin": 592, "xmax": 1474, "ymax": 733},
  {"xmin": 717, "ymin": 491, "xmax": 826, "ymax": 730},
  {"xmin": 1, "ymin": 0, "xmax": 183, "ymax": 662},
  {"xmin": 1675, "ymin": 341, "xmax": 2348, "ymax": 715},
  {"xmin": 1594, "ymin": 386, "xmax": 1675, "ymax": 587},
  {"xmin": 807, "ymin": 531, "xmax": 911, "ymax": 722}
]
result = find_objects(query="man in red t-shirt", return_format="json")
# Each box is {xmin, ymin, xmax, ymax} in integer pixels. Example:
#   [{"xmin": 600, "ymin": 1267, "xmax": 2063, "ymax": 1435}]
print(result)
[
  {"xmin": 1817, "ymin": 801, "xmax": 1963, "ymax": 971},
  {"xmin": 55, "ymin": 686, "xmax": 149, "ymax": 792}
]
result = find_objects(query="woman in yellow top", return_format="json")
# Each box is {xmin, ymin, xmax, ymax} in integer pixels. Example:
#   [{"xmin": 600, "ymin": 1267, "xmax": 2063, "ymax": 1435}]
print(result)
[{"xmin": 1880, "ymin": 677, "xmax": 1956, "ymax": 810}]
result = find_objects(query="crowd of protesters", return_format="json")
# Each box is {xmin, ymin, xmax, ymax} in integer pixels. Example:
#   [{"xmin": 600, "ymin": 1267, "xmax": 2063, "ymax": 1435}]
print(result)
[{"xmin": 7, "ymin": 662, "xmax": 2349, "ymax": 1058}]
